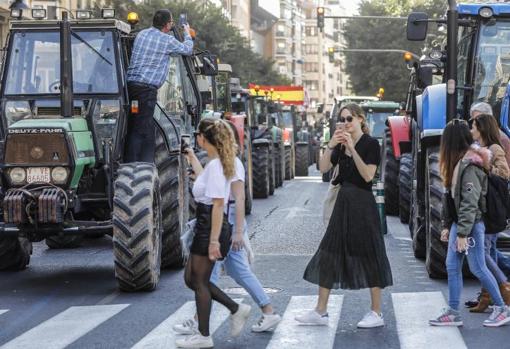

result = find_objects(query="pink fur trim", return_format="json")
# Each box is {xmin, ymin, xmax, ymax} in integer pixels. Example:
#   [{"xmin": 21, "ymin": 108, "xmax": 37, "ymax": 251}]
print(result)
[{"xmin": 463, "ymin": 145, "xmax": 491, "ymax": 170}]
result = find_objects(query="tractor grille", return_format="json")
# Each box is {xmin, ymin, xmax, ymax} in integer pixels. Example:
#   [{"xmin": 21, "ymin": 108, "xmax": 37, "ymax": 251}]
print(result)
[
  {"xmin": 36, "ymin": 107, "xmax": 82, "ymax": 117},
  {"xmin": 4, "ymin": 133, "xmax": 70, "ymax": 165}
]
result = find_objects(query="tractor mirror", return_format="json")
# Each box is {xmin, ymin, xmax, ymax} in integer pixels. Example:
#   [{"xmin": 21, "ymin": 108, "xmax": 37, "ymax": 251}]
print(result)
[
  {"xmin": 200, "ymin": 54, "xmax": 218, "ymax": 76},
  {"xmin": 407, "ymin": 12, "xmax": 428, "ymax": 41}
]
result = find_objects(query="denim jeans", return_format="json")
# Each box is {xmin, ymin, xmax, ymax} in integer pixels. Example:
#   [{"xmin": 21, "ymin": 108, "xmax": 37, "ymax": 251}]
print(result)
[
  {"xmin": 485, "ymin": 234, "xmax": 508, "ymax": 284},
  {"xmin": 497, "ymin": 249, "xmax": 510, "ymax": 277},
  {"xmin": 210, "ymin": 205, "xmax": 271, "ymax": 308},
  {"xmin": 446, "ymin": 222, "xmax": 504, "ymax": 310}
]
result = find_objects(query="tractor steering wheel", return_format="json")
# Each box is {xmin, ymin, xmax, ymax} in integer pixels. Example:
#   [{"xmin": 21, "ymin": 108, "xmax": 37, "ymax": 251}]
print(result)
[{"xmin": 49, "ymin": 80, "xmax": 61, "ymax": 92}]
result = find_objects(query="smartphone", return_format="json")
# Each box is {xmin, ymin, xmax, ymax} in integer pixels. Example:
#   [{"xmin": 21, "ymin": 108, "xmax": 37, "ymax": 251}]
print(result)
[
  {"xmin": 336, "ymin": 122, "xmax": 345, "ymax": 131},
  {"xmin": 179, "ymin": 13, "xmax": 188, "ymax": 27},
  {"xmin": 181, "ymin": 134, "xmax": 191, "ymax": 153}
]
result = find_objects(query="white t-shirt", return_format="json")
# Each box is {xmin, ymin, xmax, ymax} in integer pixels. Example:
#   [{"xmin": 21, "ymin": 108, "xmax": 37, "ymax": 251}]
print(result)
[
  {"xmin": 192, "ymin": 159, "xmax": 230, "ymax": 205},
  {"xmin": 229, "ymin": 157, "xmax": 245, "ymax": 200}
]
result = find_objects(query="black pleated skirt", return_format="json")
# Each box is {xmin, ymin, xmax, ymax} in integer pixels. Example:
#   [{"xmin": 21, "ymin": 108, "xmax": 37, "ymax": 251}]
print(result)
[{"xmin": 303, "ymin": 183, "xmax": 393, "ymax": 290}]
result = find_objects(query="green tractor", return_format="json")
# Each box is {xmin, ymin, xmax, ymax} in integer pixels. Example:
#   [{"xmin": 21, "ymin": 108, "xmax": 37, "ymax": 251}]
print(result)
[{"xmin": 0, "ymin": 10, "xmax": 207, "ymax": 292}]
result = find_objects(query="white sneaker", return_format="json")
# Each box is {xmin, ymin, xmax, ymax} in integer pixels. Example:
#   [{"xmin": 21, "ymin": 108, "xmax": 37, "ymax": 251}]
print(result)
[
  {"xmin": 230, "ymin": 303, "xmax": 251, "ymax": 337},
  {"xmin": 252, "ymin": 313, "xmax": 282, "ymax": 332},
  {"xmin": 295, "ymin": 310, "xmax": 329, "ymax": 326},
  {"xmin": 173, "ymin": 318, "xmax": 198, "ymax": 335},
  {"xmin": 175, "ymin": 333, "xmax": 213, "ymax": 348},
  {"xmin": 357, "ymin": 311, "xmax": 384, "ymax": 328}
]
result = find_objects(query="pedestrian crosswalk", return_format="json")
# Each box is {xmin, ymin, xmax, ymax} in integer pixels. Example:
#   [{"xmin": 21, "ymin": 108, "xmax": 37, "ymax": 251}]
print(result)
[{"xmin": 0, "ymin": 293, "xmax": 495, "ymax": 349}]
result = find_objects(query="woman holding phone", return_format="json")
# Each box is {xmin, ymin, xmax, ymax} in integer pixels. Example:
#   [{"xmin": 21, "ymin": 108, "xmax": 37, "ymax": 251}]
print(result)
[
  {"xmin": 297, "ymin": 103, "xmax": 393, "ymax": 329},
  {"xmin": 177, "ymin": 118, "xmax": 251, "ymax": 348}
]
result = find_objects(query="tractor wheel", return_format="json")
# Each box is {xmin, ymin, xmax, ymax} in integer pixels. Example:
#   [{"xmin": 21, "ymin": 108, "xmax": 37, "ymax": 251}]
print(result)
[
  {"xmin": 112, "ymin": 163, "xmax": 162, "ymax": 292},
  {"xmin": 244, "ymin": 132, "xmax": 254, "ymax": 215},
  {"xmin": 398, "ymin": 153, "xmax": 412, "ymax": 224},
  {"xmin": 382, "ymin": 128, "xmax": 399, "ymax": 215},
  {"xmin": 45, "ymin": 235, "xmax": 84, "ymax": 249},
  {"xmin": 244, "ymin": 168, "xmax": 253, "ymax": 214},
  {"xmin": 0, "ymin": 237, "xmax": 31, "ymax": 271},
  {"xmin": 274, "ymin": 145, "xmax": 282, "ymax": 188},
  {"xmin": 252, "ymin": 145, "xmax": 270, "ymax": 199},
  {"xmin": 295, "ymin": 143, "xmax": 309, "ymax": 176},
  {"xmin": 410, "ymin": 178, "xmax": 426, "ymax": 260},
  {"xmin": 425, "ymin": 147, "xmax": 447, "ymax": 279},
  {"xmin": 284, "ymin": 145, "xmax": 292, "ymax": 180}
]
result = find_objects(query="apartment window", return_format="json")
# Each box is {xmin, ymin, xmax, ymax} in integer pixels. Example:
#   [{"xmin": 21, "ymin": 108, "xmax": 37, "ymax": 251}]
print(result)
[
  {"xmin": 277, "ymin": 24, "xmax": 285, "ymax": 36},
  {"xmin": 304, "ymin": 44, "xmax": 318, "ymax": 54},
  {"xmin": 277, "ymin": 41, "xmax": 286, "ymax": 54},
  {"xmin": 305, "ymin": 26, "xmax": 317, "ymax": 37},
  {"xmin": 304, "ymin": 62, "xmax": 318, "ymax": 72},
  {"xmin": 304, "ymin": 80, "xmax": 318, "ymax": 91}
]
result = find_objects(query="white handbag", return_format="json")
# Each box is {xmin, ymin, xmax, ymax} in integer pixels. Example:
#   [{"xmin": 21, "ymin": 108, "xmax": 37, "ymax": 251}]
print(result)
[{"xmin": 322, "ymin": 164, "xmax": 340, "ymax": 227}]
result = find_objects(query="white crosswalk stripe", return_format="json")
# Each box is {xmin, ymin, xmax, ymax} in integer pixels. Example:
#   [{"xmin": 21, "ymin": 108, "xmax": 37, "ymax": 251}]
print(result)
[
  {"xmin": 265, "ymin": 295, "xmax": 343, "ymax": 349},
  {"xmin": 0, "ymin": 304, "xmax": 129, "ymax": 349},
  {"xmin": 0, "ymin": 310, "xmax": 8, "ymax": 316},
  {"xmin": 131, "ymin": 298, "xmax": 242, "ymax": 349},
  {"xmin": 392, "ymin": 292, "xmax": 467, "ymax": 349}
]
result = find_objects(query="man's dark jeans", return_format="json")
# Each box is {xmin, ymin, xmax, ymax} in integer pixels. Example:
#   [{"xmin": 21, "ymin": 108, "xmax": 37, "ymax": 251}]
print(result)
[{"xmin": 125, "ymin": 82, "xmax": 158, "ymax": 163}]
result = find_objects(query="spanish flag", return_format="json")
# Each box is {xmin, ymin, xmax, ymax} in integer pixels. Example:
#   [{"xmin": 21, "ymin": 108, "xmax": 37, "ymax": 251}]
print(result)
[{"xmin": 248, "ymin": 84, "xmax": 305, "ymax": 106}]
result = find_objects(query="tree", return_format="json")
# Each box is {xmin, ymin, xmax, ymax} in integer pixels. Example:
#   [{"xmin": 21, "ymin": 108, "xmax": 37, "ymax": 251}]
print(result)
[
  {"xmin": 107, "ymin": 0, "xmax": 291, "ymax": 86},
  {"xmin": 342, "ymin": 0, "xmax": 446, "ymax": 102}
]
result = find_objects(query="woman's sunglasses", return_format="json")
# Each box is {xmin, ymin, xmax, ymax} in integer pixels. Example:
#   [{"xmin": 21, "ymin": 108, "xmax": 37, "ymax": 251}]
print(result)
[{"xmin": 339, "ymin": 115, "xmax": 354, "ymax": 123}]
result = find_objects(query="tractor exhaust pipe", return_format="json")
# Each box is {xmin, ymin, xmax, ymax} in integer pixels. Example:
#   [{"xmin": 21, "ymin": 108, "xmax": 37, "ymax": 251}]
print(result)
[
  {"xmin": 60, "ymin": 11, "xmax": 74, "ymax": 118},
  {"xmin": 446, "ymin": 0, "xmax": 458, "ymax": 122}
]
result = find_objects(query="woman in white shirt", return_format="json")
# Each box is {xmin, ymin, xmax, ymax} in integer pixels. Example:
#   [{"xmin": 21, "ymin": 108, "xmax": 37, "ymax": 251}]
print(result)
[{"xmin": 177, "ymin": 118, "xmax": 251, "ymax": 349}]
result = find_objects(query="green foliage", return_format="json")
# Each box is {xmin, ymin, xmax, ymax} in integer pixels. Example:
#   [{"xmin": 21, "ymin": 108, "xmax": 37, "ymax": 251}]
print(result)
[
  {"xmin": 107, "ymin": 0, "xmax": 291, "ymax": 86},
  {"xmin": 343, "ymin": 0, "xmax": 446, "ymax": 102}
]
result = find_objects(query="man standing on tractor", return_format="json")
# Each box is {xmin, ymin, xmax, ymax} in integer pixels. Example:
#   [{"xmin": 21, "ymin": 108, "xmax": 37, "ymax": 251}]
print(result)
[{"xmin": 126, "ymin": 9, "xmax": 194, "ymax": 162}]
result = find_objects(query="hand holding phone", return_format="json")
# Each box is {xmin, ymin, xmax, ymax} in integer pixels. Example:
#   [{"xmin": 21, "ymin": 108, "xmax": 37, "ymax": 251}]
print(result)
[
  {"xmin": 336, "ymin": 122, "xmax": 345, "ymax": 131},
  {"xmin": 181, "ymin": 134, "xmax": 191, "ymax": 154}
]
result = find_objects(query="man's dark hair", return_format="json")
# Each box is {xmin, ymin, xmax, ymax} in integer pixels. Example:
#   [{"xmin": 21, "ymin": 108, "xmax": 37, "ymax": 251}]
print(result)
[{"xmin": 153, "ymin": 9, "xmax": 172, "ymax": 30}]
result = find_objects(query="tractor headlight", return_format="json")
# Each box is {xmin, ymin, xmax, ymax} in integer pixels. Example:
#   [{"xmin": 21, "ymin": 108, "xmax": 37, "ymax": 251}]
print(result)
[
  {"xmin": 31, "ymin": 8, "xmax": 46, "ymax": 19},
  {"xmin": 479, "ymin": 7, "xmax": 493, "ymax": 19},
  {"xmin": 51, "ymin": 167, "xmax": 68, "ymax": 184},
  {"xmin": 101, "ymin": 8, "xmax": 116, "ymax": 18},
  {"xmin": 9, "ymin": 167, "xmax": 26, "ymax": 185}
]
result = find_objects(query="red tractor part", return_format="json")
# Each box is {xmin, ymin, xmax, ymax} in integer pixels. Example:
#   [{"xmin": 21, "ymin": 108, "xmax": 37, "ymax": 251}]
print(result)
[
  {"xmin": 386, "ymin": 115, "xmax": 411, "ymax": 158},
  {"xmin": 229, "ymin": 113, "xmax": 245, "ymax": 151}
]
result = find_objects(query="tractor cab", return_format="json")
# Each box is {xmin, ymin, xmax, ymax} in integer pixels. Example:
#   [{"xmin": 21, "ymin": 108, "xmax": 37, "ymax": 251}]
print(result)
[{"xmin": 360, "ymin": 101, "xmax": 400, "ymax": 143}]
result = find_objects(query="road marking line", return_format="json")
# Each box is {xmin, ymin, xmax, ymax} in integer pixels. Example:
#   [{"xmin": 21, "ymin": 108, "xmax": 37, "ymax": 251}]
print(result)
[
  {"xmin": 131, "ymin": 299, "xmax": 242, "ymax": 349},
  {"xmin": 392, "ymin": 292, "xmax": 467, "ymax": 349},
  {"xmin": 0, "ymin": 310, "xmax": 8, "ymax": 316},
  {"xmin": 266, "ymin": 295, "xmax": 343, "ymax": 349},
  {"xmin": 0, "ymin": 304, "xmax": 129, "ymax": 349}
]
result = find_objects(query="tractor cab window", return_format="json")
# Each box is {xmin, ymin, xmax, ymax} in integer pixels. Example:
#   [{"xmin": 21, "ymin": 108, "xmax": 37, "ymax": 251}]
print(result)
[
  {"xmin": 366, "ymin": 111, "xmax": 390, "ymax": 140},
  {"xmin": 158, "ymin": 56, "xmax": 184, "ymax": 115},
  {"xmin": 473, "ymin": 20, "xmax": 510, "ymax": 118},
  {"xmin": 5, "ymin": 30, "xmax": 119, "ymax": 96},
  {"xmin": 282, "ymin": 111, "xmax": 293, "ymax": 128},
  {"xmin": 215, "ymin": 72, "xmax": 230, "ymax": 112}
]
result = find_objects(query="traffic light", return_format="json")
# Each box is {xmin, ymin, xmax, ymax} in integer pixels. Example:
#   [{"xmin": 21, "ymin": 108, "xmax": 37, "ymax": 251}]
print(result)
[
  {"xmin": 317, "ymin": 7, "xmax": 325, "ymax": 31},
  {"xmin": 328, "ymin": 47, "xmax": 335, "ymax": 63}
]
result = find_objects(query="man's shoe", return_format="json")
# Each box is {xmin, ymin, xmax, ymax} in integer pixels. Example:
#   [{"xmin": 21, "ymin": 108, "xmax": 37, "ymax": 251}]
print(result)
[
  {"xmin": 357, "ymin": 311, "xmax": 384, "ymax": 328},
  {"xmin": 252, "ymin": 313, "xmax": 282, "ymax": 332},
  {"xmin": 295, "ymin": 310, "xmax": 329, "ymax": 326},
  {"xmin": 230, "ymin": 303, "xmax": 251, "ymax": 337},
  {"xmin": 173, "ymin": 318, "xmax": 198, "ymax": 335},
  {"xmin": 175, "ymin": 333, "xmax": 213, "ymax": 348},
  {"xmin": 483, "ymin": 306, "xmax": 510, "ymax": 327},
  {"xmin": 429, "ymin": 308, "xmax": 463, "ymax": 327}
]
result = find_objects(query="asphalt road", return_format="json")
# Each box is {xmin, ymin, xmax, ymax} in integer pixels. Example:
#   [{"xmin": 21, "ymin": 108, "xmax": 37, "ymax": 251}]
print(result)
[{"xmin": 0, "ymin": 167, "xmax": 509, "ymax": 349}]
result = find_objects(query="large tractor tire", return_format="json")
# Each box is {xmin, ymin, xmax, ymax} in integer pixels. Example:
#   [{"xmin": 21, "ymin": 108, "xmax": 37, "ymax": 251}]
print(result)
[
  {"xmin": 382, "ymin": 128, "xmax": 399, "ymax": 215},
  {"xmin": 45, "ymin": 235, "xmax": 84, "ymax": 249},
  {"xmin": 0, "ymin": 237, "xmax": 31, "ymax": 271},
  {"xmin": 112, "ymin": 163, "xmax": 162, "ymax": 292},
  {"xmin": 410, "ymin": 172, "xmax": 426, "ymax": 259},
  {"xmin": 244, "ymin": 131, "xmax": 254, "ymax": 215},
  {"xmin": 295, "ymin": 143, "xmax": 309, "ymax": 176},
  {"xmin": 425, "ymin": 147, "xmax": 447, "ymax": 279},
  {"xmin": 284, "ymin": 145, "xmax": 292, "ymax": 180},
  {"xmin": 398, "ymin": 153, "xmax": 412, "ymax": 224},
  {"xmin": 269, "ymin": 145, "xmax": 275, "ymax": 195},
  {"xmin": 274, "ymin": 145, "xmax": 283, "ymax": 188},
  {"xmin": 252, "ymin": 144, "xmax": 270, "ymax": 199}
]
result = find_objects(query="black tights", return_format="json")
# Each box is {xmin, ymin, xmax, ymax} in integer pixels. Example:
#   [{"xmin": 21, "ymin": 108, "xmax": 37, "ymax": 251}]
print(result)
[{"xmin": 184, "ymin": 254, "xmax": 239, "ymax": 336}]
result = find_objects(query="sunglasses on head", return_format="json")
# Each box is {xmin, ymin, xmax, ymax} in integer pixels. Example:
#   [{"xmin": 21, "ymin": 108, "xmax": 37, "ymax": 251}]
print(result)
[
  {"xmin": 339, "ymin": 115, "xmax": 354, "ymax": 123},
  {"xmin": 449, "ymin": 118, "xmax": 468, "ymax": 126}
]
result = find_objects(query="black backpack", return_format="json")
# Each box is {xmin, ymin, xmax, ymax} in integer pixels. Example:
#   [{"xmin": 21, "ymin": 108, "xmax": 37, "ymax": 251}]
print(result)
[{"xmin": 483, "ymin": 172, "xmax": 510, "ymax": 234}]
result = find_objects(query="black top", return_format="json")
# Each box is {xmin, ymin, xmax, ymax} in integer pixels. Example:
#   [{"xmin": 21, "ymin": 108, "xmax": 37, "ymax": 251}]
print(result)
[{"xmin": 330, "ymin": 134, "xmax": 381, "ymax": 191}]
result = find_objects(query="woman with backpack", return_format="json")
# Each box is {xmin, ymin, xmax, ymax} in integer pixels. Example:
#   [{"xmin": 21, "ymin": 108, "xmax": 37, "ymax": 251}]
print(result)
[
  {"xmin": 429, "ymin": 119, "xmax": 510, "ymax": 327},
  {"xmin": 466, "ymin": 114, "xmax": 510, "ymax": 312}
]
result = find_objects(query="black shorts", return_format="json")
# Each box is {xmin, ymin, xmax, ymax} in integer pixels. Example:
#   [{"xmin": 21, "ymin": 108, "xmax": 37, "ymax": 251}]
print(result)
[{"xmin": 190, "ymin": 203, "xmax": 232, "ymax": 259}]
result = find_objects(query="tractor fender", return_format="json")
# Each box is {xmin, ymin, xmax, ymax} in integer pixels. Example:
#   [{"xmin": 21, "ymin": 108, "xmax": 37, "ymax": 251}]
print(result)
[
  {"xmin": 386, "ymin": 115, "xmax": 411, "ymax": 158},
  {"xmin": 252, "ymin": 138, "xmax": 271, "ymax": 147},
  {"xmin": 229, "ymin": 114, "xmax": 245, "ymax": 149},
  {"xmin": 419, "ymin": 83, "xmax": 446, "ymax": 141}
]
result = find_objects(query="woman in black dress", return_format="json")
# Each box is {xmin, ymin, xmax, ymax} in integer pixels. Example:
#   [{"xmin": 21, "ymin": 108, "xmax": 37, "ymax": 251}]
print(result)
[{"xmin": 296, "ymin": 103, "xmax": 393, "ymax": 328}]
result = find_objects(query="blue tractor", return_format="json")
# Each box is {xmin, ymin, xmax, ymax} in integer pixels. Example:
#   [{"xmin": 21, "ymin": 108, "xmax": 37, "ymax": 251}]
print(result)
[{"xmin": 400, "ymin": 1, "xmax": 510, "ymax": 278}]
